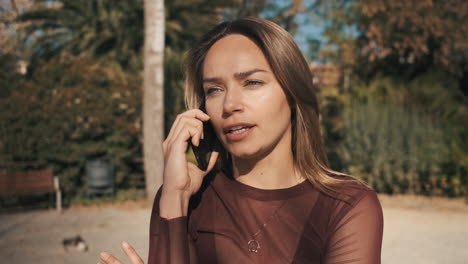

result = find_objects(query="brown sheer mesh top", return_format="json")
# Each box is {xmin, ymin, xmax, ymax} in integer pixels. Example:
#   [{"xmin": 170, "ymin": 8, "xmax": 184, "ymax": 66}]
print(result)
[{"xmin": 148, "ymin": 171, "xmax": 383, "ymax": 264}]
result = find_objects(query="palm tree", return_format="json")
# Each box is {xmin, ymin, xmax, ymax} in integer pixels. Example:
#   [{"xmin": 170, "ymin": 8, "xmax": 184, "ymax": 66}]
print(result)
[
  {"xmin": 165, "ymin": 0, "xmax": 235, "ymax": 51},
  {"xmin": 17, "ymin": 0, "xmax": 239, "ymax": 66},
  {"xmin": 17, "ymin": 0, "xmax": 143, "ymax": 70}
]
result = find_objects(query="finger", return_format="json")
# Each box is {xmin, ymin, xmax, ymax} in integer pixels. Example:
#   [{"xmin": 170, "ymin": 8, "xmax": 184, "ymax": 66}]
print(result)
[
  {"xmin": 173, "ymin": 111, "xmax": 207, "ymax": 132},
  {"xmin": 186, "ymin": 124, "xmax": 203, "ymax": 147},
  {"xmin": 184, "ymin": 108, "xmax": 210, "ymax": 121},
  {"xmin": 205, "ymin": 151, "xmax": 219, "ymax": 173},
  {"xmin": 165, "ymin": 117, "xmax": 198, "ymax": 148},
  {"xmin": 165, "ymin": 114, "xmax": 185, "ymax": 146},
  {"xmin": 186, "ymin": 151, "xmax": 219, "ymax": 181},
  {"xmin": 122, "ymin": 241, "xmax": 144, "ymax": 264},
  {"xmin": 166, "ymin": 115, "xmax": 204, "ymax": 148},
  {"xmin": 99, "ymin": 251, "xmax": 124, "ymax": 264},
  {"xmin": 185, "ymin": 118, "xmax": 204, "ymax": 143},
  {"xmin": 169, "ymin": 123, "xmax": 202, "ymax": 150}
]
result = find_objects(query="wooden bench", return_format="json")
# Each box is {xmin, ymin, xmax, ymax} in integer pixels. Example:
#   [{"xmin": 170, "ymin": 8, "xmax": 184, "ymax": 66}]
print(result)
[{"xmin": 0, "ymin": 169, "xmax": 62, "ymax": 212}]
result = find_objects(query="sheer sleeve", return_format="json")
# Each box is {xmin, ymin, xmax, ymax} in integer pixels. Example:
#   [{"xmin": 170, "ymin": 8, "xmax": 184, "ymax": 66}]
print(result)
[
  {"xmin": 147, "ymin": 187, "xmax": 198, "ymax": 264},
  {"xmin": 323, "ymin": 189, "xmax": 384, "ymax": 264}
]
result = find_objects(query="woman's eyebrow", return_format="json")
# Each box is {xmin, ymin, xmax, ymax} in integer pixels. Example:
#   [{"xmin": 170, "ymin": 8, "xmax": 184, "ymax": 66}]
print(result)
[
  {"xmin": 234, "ymin": 68, "xmax": 267, "ymax": 80},
  {"xmin": 202, "ymin": 68, "xmax": 268, "ymax": 84}
]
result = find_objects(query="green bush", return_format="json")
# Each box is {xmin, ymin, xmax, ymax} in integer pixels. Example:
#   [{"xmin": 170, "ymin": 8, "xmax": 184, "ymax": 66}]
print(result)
[
  {"xmin": 339, "ymin": 102, "xmax": 451, "ymax": 195},
  {"xmin": 0, "ymin": 55, "xmax": 142, "ymax": 199},
  {"xmin": 322, "ymin": 74, "xmax": 468, "ymax": 197}
]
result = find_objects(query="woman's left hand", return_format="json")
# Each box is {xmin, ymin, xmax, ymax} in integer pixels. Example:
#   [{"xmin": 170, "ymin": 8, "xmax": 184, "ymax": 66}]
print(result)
[{"xmin": 99, "ymin": 241, "xmax": 144, "ymax": 264}]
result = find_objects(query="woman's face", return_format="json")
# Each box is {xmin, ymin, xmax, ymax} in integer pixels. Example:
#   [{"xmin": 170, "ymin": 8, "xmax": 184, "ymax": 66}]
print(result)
[{"xmin": 202, "ymin": 34, "xmax": 292, "ymax": 160}]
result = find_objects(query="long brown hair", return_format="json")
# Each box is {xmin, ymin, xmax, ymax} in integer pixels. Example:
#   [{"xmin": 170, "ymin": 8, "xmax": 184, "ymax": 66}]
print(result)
[{"xmin": 185, "ymin": 17, "xmax": 368, "ymax": 197}]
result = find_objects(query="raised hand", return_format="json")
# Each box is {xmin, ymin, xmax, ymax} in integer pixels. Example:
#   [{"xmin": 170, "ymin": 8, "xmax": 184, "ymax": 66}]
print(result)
[
  {"xmin": 160, "ymin": 109, "xmax": 219, "ymax": 219},
  {"xmin": 99, "ymin": 241, "xmax": 144, "ymax": 264}
]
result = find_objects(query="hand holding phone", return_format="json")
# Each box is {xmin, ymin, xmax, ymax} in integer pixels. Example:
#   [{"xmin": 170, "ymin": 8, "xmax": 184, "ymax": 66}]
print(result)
[
  {"xmin": 189, "ymin": 103, "xmax": 220, "ymax": 171},
  {"xmin": 160, "ymin": 107, "xmax": 218, "ymax": 219},
  {"xmin": 190, "ymin": 121, "xmax": 218, "ymax": 170}
]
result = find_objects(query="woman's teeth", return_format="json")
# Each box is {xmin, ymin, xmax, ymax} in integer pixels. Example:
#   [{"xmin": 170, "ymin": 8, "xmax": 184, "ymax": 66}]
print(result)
[{"xmin": 229, "ymin": 127, "xmax": 249, "ymax": 134}]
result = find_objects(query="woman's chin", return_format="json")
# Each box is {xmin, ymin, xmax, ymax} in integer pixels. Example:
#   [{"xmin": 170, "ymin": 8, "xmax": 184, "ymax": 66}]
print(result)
[
  {"xmin": 228, "ymin": 148, "xmax": 266, "ymax": 161},
  {"xmin": 231, "ymin": 153, "xmax": 255, "ymax": 160}
]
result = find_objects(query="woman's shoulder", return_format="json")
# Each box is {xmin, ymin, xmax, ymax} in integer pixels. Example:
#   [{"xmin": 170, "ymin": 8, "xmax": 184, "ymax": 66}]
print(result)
[
  {"xmin": 319, "ymin": 174, "xmax": 379, "ymax": 209},
  {"xmin": 311, "ymin": 176, "xmax": 383, "ymax": 229}
]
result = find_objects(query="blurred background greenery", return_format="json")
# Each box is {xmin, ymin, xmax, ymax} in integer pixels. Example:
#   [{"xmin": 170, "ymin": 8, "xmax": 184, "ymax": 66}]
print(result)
[{"xmin": 0, "ymin": 0, "xmax": 467, "ymax": 206}]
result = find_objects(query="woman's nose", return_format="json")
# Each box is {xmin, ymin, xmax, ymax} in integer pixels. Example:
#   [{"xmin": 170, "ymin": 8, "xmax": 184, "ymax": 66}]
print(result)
[{"xmin": 222, "ymin": 86, "xmax": 244, "ymax": 116}]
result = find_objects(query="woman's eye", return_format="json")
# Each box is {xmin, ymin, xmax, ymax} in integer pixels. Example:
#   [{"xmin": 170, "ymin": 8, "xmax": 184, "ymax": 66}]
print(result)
[
  {"xmin": 245, "ymin": 80, "xmax": 264, "ymax": 86},
  {"xmin": 205, "ymin": 87, "xmax": 221, "ymax": 95}
]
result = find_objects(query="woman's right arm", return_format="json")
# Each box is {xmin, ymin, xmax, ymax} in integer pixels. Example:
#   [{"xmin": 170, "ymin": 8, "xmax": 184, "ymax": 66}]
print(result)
[
  {"xmin": 148, "ymin": 188, "xmax": 193, "ymax": 264},
  {"xmin": 148, "ymin": 109, "xmax": 219, "ymax": 264}
]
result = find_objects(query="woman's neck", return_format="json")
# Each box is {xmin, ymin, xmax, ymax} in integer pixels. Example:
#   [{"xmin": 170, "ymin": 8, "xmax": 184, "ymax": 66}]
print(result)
[{"xmin": 231, "ymin": 132, "xmax": 303, "ymax": 190}]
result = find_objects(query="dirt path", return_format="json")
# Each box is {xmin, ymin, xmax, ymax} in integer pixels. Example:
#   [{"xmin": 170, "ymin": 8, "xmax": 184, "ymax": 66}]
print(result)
[
  {"xmin": 0, "ymin": 202, "xmax": 151, "ymax": 264},
  {"xmin": 379, "ymin": 195, "xmax": 468, "ymax": 264},
  {"xmin": 1, "ymin": 196, "xmax": 467, "ymax": 264}
]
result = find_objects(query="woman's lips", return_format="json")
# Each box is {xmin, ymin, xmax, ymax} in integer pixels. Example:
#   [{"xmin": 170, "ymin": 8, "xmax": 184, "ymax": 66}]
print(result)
[{"xmin": 225, "ymin": 126, "xmax": 255, "ymax": 141}]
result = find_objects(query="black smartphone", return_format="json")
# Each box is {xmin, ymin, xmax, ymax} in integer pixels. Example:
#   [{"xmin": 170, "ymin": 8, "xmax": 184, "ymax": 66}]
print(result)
[{"xmin": 190, "ymin": 103, "xmax": 219, "ymax": 171}]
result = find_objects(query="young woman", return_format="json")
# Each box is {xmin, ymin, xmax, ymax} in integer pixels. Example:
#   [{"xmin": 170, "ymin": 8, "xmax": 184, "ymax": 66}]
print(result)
[{"xmin": 99, "ymin": 17, "xmax": 383, "ymax": 264}]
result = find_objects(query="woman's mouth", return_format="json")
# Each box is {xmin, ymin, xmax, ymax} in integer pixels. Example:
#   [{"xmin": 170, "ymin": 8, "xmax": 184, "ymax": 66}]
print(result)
[
  {"xmin": 225, "ymin": 125, "xmax": 255, "ymax": 141},
  {"xmin": 228, "ymin": 126, "xmax": 250, "ymax": 134}
]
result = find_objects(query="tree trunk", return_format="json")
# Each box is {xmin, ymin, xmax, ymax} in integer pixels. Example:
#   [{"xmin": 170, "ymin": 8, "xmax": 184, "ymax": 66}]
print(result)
[{"xmin": 143, "ymin": 0, "xmax": 165, "ymax": 202}]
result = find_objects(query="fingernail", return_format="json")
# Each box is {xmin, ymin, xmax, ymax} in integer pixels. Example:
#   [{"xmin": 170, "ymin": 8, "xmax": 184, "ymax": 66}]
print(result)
[
  {"xmin": 122, "ymin": 241, "xmax": 130, "ymax": 249},
  {"xmin": 100, "ymin": 251, "xmax": 110, "ymax": 260}
]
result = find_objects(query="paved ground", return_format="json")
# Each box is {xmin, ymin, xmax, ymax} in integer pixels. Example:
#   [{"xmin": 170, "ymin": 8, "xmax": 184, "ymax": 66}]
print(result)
[{"xmin": 1, "ymin": 195, "xmax": 467, "ymax": 264}]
